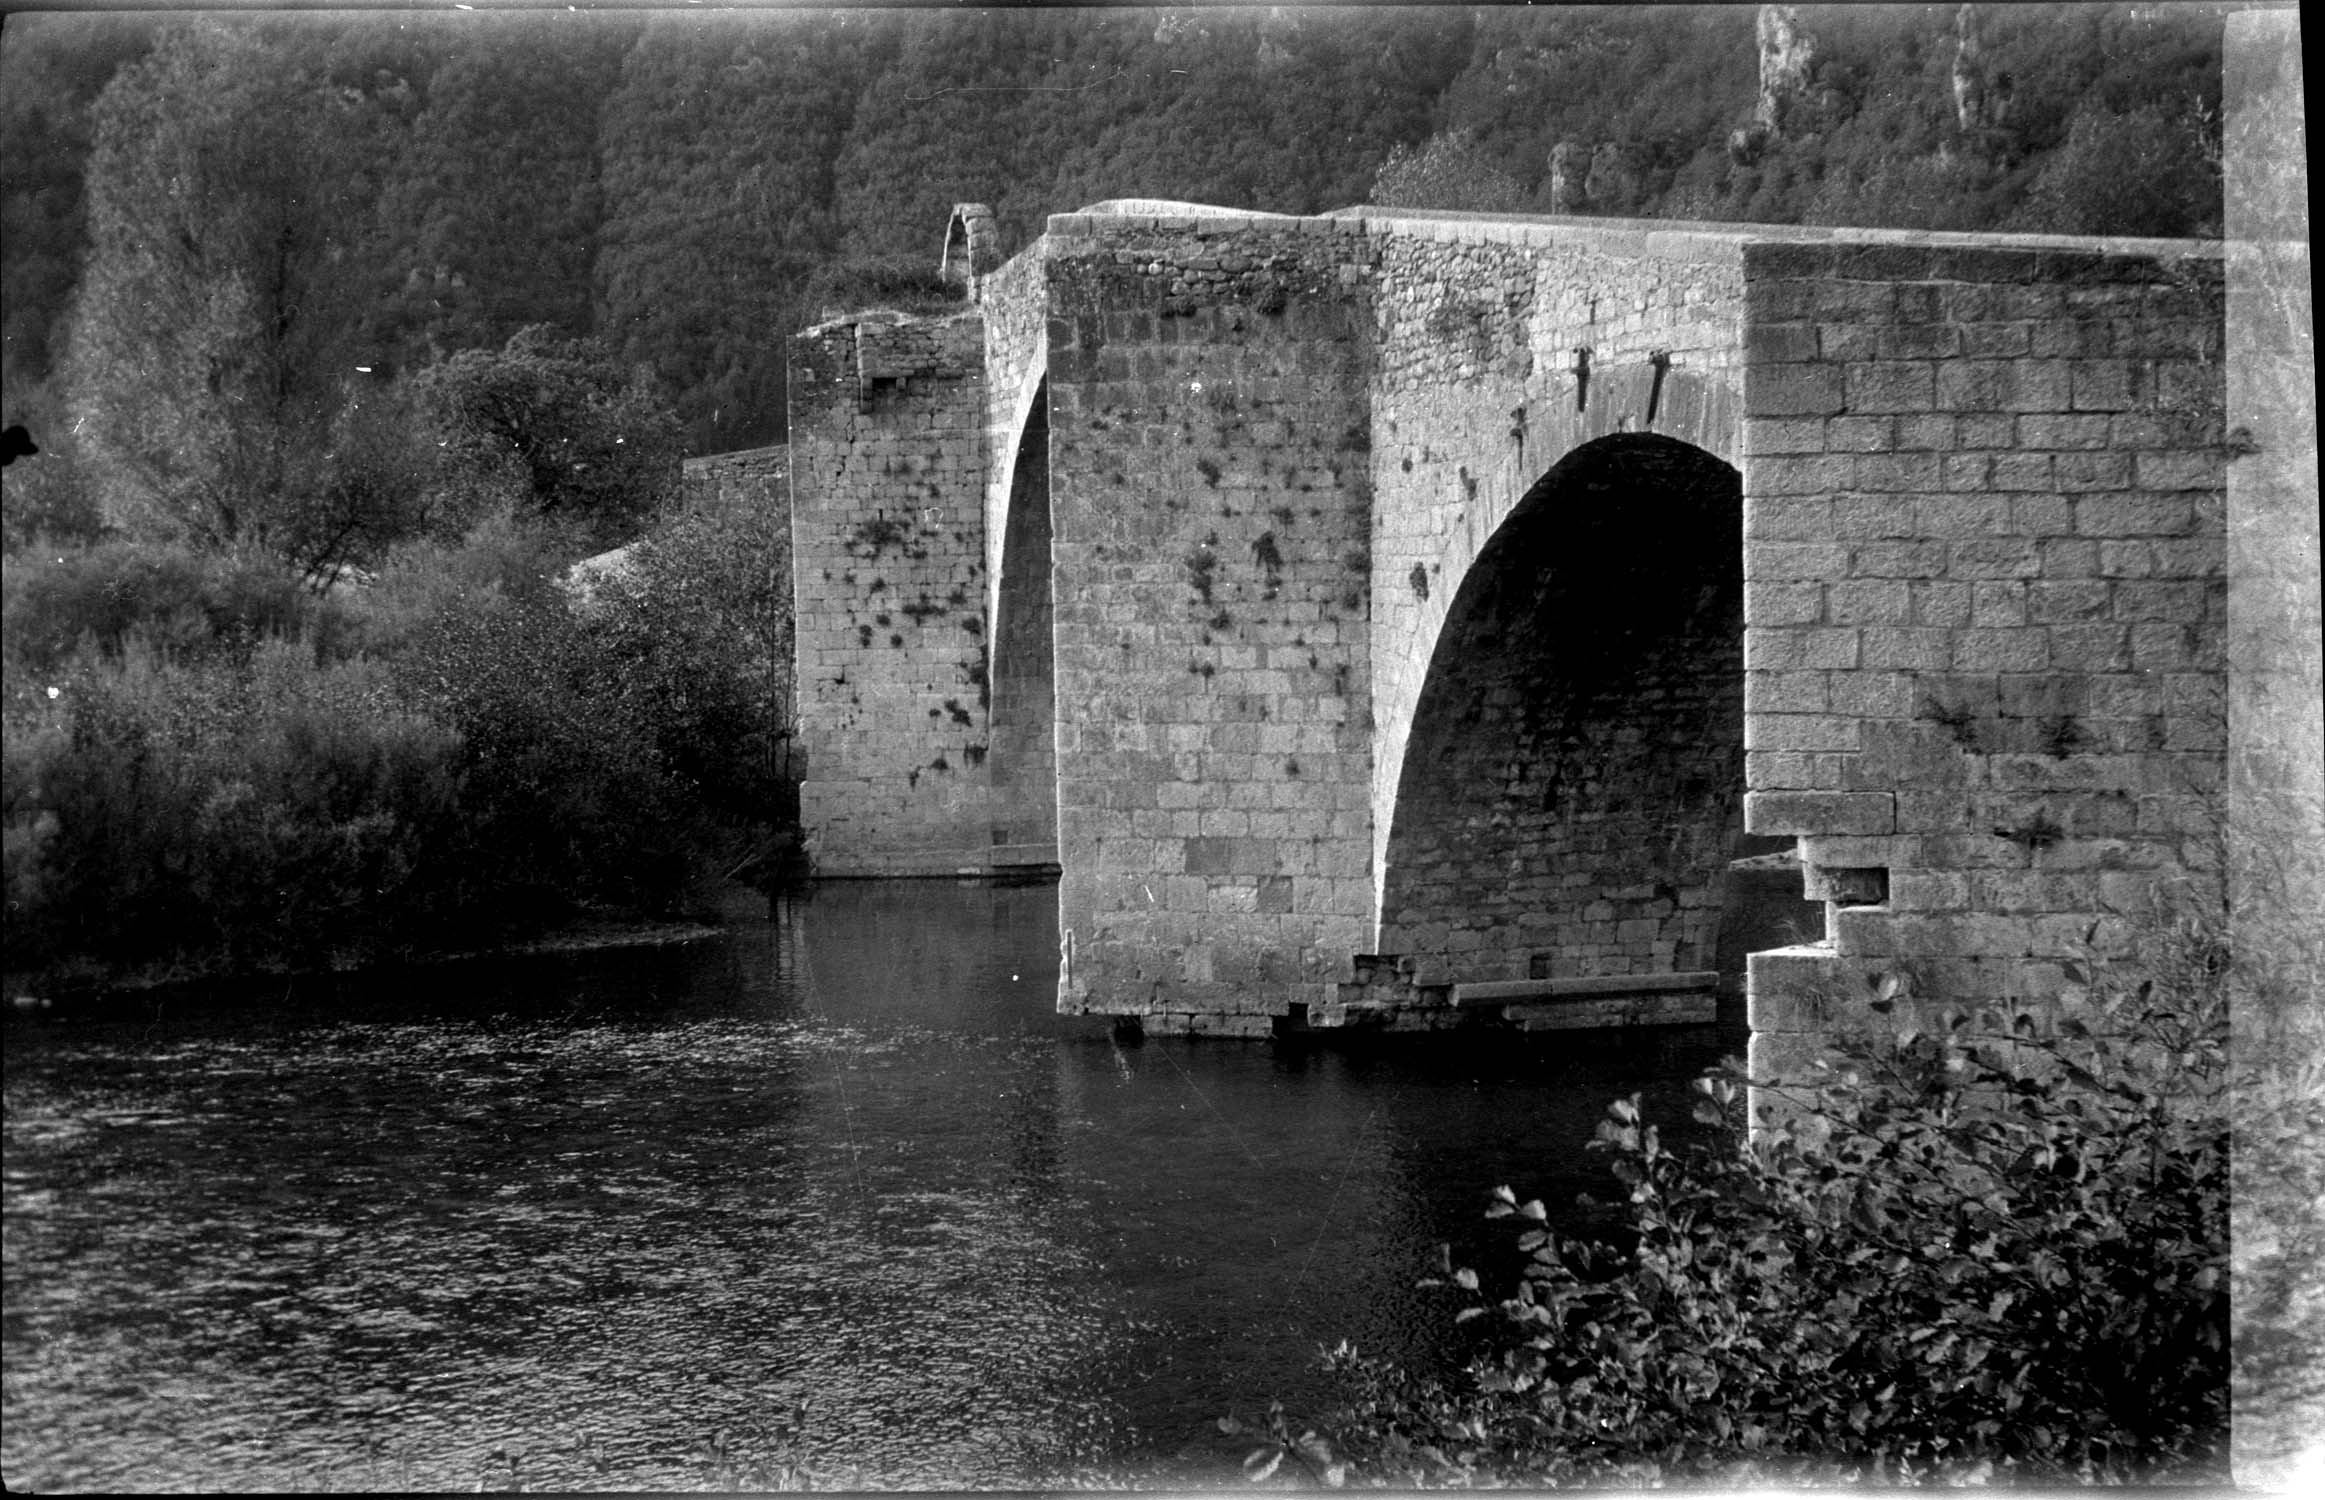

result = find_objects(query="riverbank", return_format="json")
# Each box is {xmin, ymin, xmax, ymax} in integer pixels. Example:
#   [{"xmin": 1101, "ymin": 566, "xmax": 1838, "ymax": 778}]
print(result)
[{"xmin": 2, "ymin": 886, "xmax": 770, "ymax": 1011}]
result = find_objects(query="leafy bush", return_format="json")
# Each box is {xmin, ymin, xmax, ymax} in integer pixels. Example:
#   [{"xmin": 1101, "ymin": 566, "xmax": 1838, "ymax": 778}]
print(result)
[
  {"xmin": 276, "ymin": 375, "xmax": 444, "ymax": 584},
  {"xmin": 2, "ymin": 637, "xmax": 460, "ymax": 976},
  {"xmin": 582, "ymin": 505, "xmax": 797, "ymax": 832},
  {"xmin": 390, "ymin": 581, "xmax": 705, "ymax": 929},
  {"xmin": 0, "ymin": 539, "xmax": 354, "ymax": 679},
  {"xmin": 1269, "ymin": 961, "xmax": 2230, "ymax": 1488},
  {"xmin": 340, "ymin": 503, "xmax": 589, "ymax": 660},
  {"xmin": 2, "ymin": 505, "xmax": 795, "ymax": 985}
]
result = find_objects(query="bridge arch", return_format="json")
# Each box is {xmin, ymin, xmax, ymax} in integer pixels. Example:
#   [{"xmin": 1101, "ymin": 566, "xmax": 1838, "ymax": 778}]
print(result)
[
  {"xmin": 1376, "ymin": 432, "xmax": 1746, "ymax": 985},
  {"xmin": 986, "ymin": 373, "xmax": 1056, "ymax": 857}
]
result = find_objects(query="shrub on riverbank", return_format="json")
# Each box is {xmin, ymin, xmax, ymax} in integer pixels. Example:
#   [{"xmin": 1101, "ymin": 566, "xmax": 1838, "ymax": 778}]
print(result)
[
  {"xmin": 583, "ymin": 504, "xmax": 800, "ymax": 842},
  {"xmin": 391, "ymin": 569, "xmax": 707, "ymax": 931},
  {"xmin": 3, "ymin": 638, "xmax": 461, "ymax": 976},
  {"xmin": 1, "ymin": 508, "xmax": 797, "ymax": 987},
  {"xmin": 1252, "ymin": 934, "xmax": 2232, "ymax": 1487},
  {"xmin": 0, "ymin": 539, "xmax": 356, "ymax": 676}
]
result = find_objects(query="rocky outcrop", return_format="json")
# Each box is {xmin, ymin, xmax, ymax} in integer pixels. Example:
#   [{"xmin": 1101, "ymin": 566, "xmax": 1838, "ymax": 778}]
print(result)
[
  {"xmin": 1951, "ymin": 3, "xmax": 2012, "ymax": 132},
  {"xmin": 1584, "ymin": 141, "xmax": 1638, "ymax": 212},
  {"xmin": 1732, "ymin": 4, "xmax": 1816, "ymax": 164},
  {"xmin": 1754, "ymin": 5, "xmax": 1815, "ymax": 135},
  {"xmin": 1546, "ymin": 140, "xmax": 1584, "ymax": 213}
]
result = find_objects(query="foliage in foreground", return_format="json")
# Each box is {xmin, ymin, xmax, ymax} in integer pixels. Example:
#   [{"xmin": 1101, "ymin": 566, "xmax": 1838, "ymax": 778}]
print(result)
[{"xmin": 1238, "ymin": 959, "xmax": 2231, "ymax": 1488}]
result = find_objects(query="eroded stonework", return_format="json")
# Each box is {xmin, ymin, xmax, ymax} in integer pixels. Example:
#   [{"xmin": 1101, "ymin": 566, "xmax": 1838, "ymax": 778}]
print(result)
[{"xmin": 788, "ymin": 202, "xmax": 2246, "ymax": 1065}]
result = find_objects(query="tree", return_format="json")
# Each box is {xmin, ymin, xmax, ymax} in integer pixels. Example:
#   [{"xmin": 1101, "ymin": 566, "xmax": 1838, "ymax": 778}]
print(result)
[
  {"xmin": 0, "ymin": 13, "xmax": 160, "ymax": 407},
  {"xmin": 62, "ymin": 19, "xmax": 389, "ymax": 568},
  {"xmin": 411, "ymin": 325, "xmax": 682, "ymax": 548}
]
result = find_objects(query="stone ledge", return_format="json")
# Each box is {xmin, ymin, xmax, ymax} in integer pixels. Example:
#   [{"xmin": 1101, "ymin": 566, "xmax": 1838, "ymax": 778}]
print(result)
[
  {"xmin": 1452, "ymin": 970, "xmax": 1719, "ymax": 1005},
  {"xmin": 1746, "ymin": 789, "xmax": 1898, "ymax": 835},
  {"xmin": 1448, "ymin": 972, "xmax": 1721, "ymax": 1033},
  {"xmin": 1501, "ymin": 993, "xmax": 1717, "ymax": 1031}
]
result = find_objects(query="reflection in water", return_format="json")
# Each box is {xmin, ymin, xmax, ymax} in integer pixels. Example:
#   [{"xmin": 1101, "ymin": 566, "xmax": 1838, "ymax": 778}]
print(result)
[{"xmin": 3, "ymin": 882, "xmax": 1735, "ymax": 1490}]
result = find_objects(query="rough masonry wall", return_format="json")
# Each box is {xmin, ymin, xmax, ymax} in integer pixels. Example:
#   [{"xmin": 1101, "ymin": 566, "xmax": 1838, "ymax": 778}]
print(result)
[
  {"xmin": 789, "ymin": 312, "xmax": 997, "ymax": 875},
  {"xmin": 1737, "ymin": 237, "xmax": 2230, "ymax": 1079},
  {"xmin": 1355, "ymin": 212, "xmax": 1750, "ymax": 934},
  {"xmin": 1378, "ymin": 438, "xmax": 1744, "ymax": 986},
  {"xmin": 1043, "ymin": 212, "xmax": 1378, "ymax": 1032},
  {"xmin": 682, "ymin": 443, "xmax": 788, "ymax": 520}
]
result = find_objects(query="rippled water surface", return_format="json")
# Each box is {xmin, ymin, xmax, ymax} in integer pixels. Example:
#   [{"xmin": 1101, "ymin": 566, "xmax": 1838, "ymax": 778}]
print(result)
[{"xmin": 4, "ymin": 882, "xmax": 1737, "ymax": 1491}]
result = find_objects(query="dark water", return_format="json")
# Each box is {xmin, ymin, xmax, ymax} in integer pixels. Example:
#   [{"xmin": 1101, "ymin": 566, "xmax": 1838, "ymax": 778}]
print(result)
[{"xmin": 4, "ymin": 881, "xmax": 1739, "ymax": 1492}]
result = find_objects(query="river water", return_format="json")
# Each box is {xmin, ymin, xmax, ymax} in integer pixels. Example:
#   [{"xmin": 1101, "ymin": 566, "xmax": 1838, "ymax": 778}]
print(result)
[{"xmin": 3, "ymin": 880, "xmax": 1740, "ymax": 1491}]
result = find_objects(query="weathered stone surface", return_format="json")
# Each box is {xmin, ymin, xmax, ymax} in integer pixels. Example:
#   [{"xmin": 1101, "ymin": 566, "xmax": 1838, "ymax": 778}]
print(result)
[
  {"xmin": 787, "ymin": 202, "xmax": 2240, "ymax": 1092},
  {"xmin": 1041, "ymin": 215, "xmax": 1378, "ymax": 1018},
  {"xmin": 789, "ymin": 312, "xmax": 996, "ymax": 875}
]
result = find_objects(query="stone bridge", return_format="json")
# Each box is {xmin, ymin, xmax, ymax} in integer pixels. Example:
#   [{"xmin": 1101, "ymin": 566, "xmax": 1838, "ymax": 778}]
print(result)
[{"xmin": 786, "ymin": 187, "xmax": 2294, "ymax": 1078}]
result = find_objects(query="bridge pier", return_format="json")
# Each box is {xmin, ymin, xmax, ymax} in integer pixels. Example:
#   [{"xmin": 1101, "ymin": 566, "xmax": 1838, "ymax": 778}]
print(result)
[
  {"xmin": 1042, "ymin": 211, "xmax": 1380, "ymax": 1032},
  {"xmin": 1735, "ymin": 232, "xmax": 2228, "ymax": 1121},
  {"xmin": 789, "ymin": 310, "xmax": 1004, "ymax": 875}
]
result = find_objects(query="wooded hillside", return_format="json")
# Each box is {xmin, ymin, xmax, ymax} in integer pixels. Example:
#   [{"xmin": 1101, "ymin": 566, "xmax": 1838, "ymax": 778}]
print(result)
[{"xmin": 1, "ymin": 4, "xmax": 2232, "ymax": 457}]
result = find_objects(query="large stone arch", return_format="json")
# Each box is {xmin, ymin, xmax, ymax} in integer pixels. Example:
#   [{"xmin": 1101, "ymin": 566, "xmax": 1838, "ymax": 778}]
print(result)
[
  {"xmin": 986, "ymin": 373, "xmax": 1056, "ymax": 859},
  {"xmin": 1368, "ymin": 362, "xmax": 1741, "ymax": 892},
  {"xmin": 1375, "ymin": 432, "xmax": 1747, "ymax": 986}
]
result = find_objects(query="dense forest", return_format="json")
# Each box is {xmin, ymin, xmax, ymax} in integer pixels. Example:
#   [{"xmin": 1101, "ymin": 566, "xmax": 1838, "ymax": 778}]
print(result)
[{"xmin": 2, "ymin": 4, "xmax": 2232, "ymax": 461}]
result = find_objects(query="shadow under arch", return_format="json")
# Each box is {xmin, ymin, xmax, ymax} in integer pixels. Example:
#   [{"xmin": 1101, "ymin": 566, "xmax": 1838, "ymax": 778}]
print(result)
[
  {"xmin": 988, "ymin": 374, "xmax": 1055, "ymax": 856},
  {"xmin": 1377, "ymin": 432, "xmax": 1752, "ymax": 988}
]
